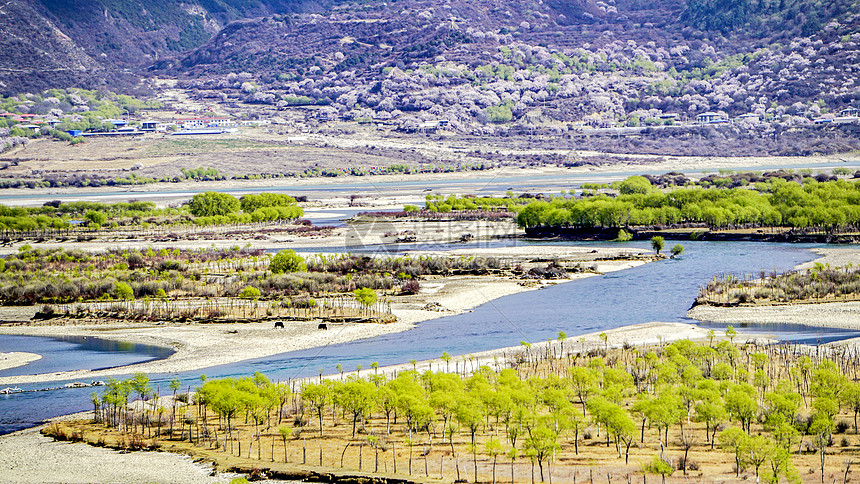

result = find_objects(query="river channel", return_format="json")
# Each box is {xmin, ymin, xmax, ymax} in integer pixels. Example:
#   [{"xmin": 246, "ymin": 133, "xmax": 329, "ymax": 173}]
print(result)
[{"xmin": 1, "ymin": 240, "xmax": 856, "ymax": 434}]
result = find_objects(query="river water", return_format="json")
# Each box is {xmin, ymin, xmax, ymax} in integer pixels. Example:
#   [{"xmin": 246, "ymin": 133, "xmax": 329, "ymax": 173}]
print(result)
[
  {"xmin": 2, "ymin": 240, "xmax": 858, "ymax": 434},
  {"xmin": 1, "ymin": 159, "xmax": 858, "ymax": 207}
]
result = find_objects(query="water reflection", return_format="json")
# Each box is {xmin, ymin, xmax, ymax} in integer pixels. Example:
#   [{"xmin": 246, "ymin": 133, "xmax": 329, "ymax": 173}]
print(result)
[{"xmin": 0, "ymin": 334, "xmax": 174, "ymax": 377}]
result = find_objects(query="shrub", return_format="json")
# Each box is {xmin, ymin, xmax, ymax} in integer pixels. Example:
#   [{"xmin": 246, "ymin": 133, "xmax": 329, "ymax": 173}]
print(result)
[
  {"xmin": 485, "ymin": 102, "xmax": 513, "ymax": 123},
  {"xmin": 114, "ymin": 282, "xmax": 134, "ymax": 300},
  {"xmin": 239, "ymin": 286, "xmax": 261, "ymax": 299},
  {"xmin": 270, "ymin": 249, "xmax": 306, "ymax": 273},
  {"xmin": 400, "ymin": 279, "xmax": 421, "ymax": 295},
  {"xmin": 616, "ymin": 229, "xmax": 633, "ymax": 242}
]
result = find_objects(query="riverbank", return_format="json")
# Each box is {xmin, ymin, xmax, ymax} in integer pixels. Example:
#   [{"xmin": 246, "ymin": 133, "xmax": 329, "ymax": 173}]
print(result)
[
  {"xmin": 0, "ymin": 413, "xmax": 255, "ymax": 484},
  {"xmin": 0, "ymin": 320, "xmax": 711, "ymax": 484},
  {"xmin": 688, "ymin": 247, "xmax": 860, "ymax": 328},
  {"xmin": 0, "ymin": 352, "xmax": 41, "ymax": 371},
  {"xmin": 0, "ymin": 247, "xmax": 652, "ymax": 385}
]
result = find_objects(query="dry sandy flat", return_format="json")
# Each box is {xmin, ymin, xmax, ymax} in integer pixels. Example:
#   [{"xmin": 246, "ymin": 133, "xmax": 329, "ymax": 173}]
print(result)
[
  {"xmin": 0, "ymin": 418, "xmax": 259, "ymax": 484},
  {"xmin": 0, "ymin": 247, "xmax": 652, "ymax": 385},
  {"xmin": 0, "ymin": 352, "xmax": 41, "ymax": 371},
  {"xmin": 0, "ymin": 152, "xmax": 849, "ymax": 209},
  {"xmin": 797, "ymin": 247, "xmax": 860, "ymax": 269},
  {"xmin": 688, "ymin": 301, "xmax": 860, "ymax": 329}
]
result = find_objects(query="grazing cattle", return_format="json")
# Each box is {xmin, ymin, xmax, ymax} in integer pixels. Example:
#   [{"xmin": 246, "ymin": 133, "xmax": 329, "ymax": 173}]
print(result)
[
  {"xmin": 318, "ymin": 323, "xmax": 328, "ymax": 330},
  {"xmin": 274, "ymin": 321, "xmax": 284, "ymax": 328}
]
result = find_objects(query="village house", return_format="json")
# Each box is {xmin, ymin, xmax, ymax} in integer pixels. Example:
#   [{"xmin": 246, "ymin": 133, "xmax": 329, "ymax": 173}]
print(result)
[
  {"xmin": 696, "ymin": 112, "xmax": 723, "ymax": 124},
  {"xmin": 175, "ymin": 117, "xmax": 233, "ymax": 129}
]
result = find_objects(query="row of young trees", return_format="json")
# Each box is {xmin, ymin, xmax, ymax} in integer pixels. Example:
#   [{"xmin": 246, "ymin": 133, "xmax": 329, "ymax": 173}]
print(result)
[
  {"xmin": 0, "ymin": 191, "xmax": 303, "ymax": 232},
  {"xmin": 515, "ymin": 177, "xmax": 860, "ymax": 231},
  {"xmin": 83, "ymin": 334, "xmax": 860, "ymax": 483}
]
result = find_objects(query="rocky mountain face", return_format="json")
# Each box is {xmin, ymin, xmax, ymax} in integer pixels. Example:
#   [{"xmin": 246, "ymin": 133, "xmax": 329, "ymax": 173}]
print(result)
[
  {"xmin": 0, "ymin": 0, "xmax": 120, "ymax": 94},
  {"xmin": 0, "ymin": 0, "xmax": 336, "ymax": 94}
]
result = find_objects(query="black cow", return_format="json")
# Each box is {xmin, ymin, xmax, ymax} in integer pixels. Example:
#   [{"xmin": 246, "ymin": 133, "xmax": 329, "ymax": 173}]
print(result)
[
  {"xmin": 274, "ymin": 321, "xmax": 284, "ymax": 329},
  {"xmin": 318, "ymin": 323, "xmax": 328, "ymax": 330}
]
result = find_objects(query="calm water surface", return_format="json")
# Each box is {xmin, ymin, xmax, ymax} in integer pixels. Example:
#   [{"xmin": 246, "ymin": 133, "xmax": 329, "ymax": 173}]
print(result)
[{"xmin": 0, "ymin": 240, "xmax": 854, "ymax": 434}]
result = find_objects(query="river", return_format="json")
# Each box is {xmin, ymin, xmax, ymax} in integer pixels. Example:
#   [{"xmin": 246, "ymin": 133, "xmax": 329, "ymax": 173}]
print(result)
[{"xmin": 2, "ymin": 240, "xmax": 857, "ymax": 434}]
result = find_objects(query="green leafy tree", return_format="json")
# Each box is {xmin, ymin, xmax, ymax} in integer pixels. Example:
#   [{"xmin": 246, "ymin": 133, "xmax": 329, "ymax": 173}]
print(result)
[
  {"xmin": 719, "ymin": 427, "xmax": 748, "ymax": 477},
  {"xmin": 616, "ymin": 229, "xmax": 633, "ymax": 242},
  {"xmin": 618, "ymin": 175, "xmax": 652, "ymax": 195},
  {"xmin": 353, "ymin": 287, "xmax": 378, "ymax": 307},
  {"xmin": 301, "ymin": 382, "xmax": 331, "ymax": 436},
  {"xmin": 85, "ymin": 210, "xmax": 107, "ymax": 227},
  {"xmin": 188, "ymin": 191, "xmax": 240, "ymax": 217},
  {"xmin": 650, "ymin": 236, "xmax": 665, "ymax": 254},
  {"xmin": 724, "ymin": 384, "xmax": 758, "ymax": 432},
  {"xmin": 484, "ymin": 437, "xmax": 504, "ymax": 484},
  {"xmin": 644, "ymin": 455, "xmax": 674, "ymax": 484},
  {"xmin": 336, "ymin": 379, "xmax": 377, "ymax": 437},
  {"xmin": 278, "ymin": 426, "xmax": 292, "ymax": 462},
  {"xmin": 670, "ymin": 244, "xmax": 685, "ymax": 258},
  {"xmin": 524, "ymin": 417, "xmax": 561, "ymax": 483}
]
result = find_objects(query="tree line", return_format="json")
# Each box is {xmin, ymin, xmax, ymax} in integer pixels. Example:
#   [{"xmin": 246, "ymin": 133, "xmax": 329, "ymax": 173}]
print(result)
[{"xmin": 515, "ymin": 177, "xmax": 860, "ymax": 231}]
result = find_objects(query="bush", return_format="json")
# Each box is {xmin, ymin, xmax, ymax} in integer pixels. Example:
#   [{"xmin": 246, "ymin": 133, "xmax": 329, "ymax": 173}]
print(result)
[
  {"xmin": 270, "ymin": 249, "xmax": 306, "ymax": 274},
  {"xmin": 485, "ymin": 102, "xmax": 513, "ymax": 123},
  {"xmin": 400, "ymin": 279, "xmax": 420, "ymax": 295},
  {"xmin": 239, "ymin": 286, "xmax": 261, "ymax": 299},
  {"xmin": 616, "ymin": 229, "xmax": 633, "ymax": 242},
  {"xmin": 240, "ymin": 193, "xmax": 300, "ymax": 212},
  {"xmin": 114, "ymin": 282, "xmax": 134, "ymax": 300}
]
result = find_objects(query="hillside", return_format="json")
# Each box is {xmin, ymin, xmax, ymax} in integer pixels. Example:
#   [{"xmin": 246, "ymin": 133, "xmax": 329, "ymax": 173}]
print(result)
[
  {"xmin": 0, "ymin": 0, "xmax": 123, "ymax": 93},
  {"xmin": 0, "ymin": 0, "xmax": 858, "ymax": 148},
  {"xmin": 156, "ymin": 0, "xmax": 860, "ymax": 135},
  {"xmin": 0, "ymin": 0, "xmax": 339, "ymax": 94}
]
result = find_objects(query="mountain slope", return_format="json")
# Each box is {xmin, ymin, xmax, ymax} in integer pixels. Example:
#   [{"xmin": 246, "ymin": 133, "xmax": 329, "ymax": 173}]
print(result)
[
  {"xmin": 0, "ymin": 0, "xmax": 124, "ymax": 93},
  {"xmin": 0, "ymin": 0, "xmax": 342, "ymax": 94},
  {"xmin": 34, "ymin": 0, "xmax": 338, "ymax": 67}
]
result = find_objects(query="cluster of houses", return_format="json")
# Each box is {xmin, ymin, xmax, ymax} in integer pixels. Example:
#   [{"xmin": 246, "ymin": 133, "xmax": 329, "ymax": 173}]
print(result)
[
  {"xmin": 4, "ymin": 105, "xmax": 859, "ymax": 140},
  {"xmin": 695, "ymin": 108, "xmax": 860, "ymax": 126},
  {"xmin": 813, "ymin": 107, "xmax": 860, "ymax": 125}
]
